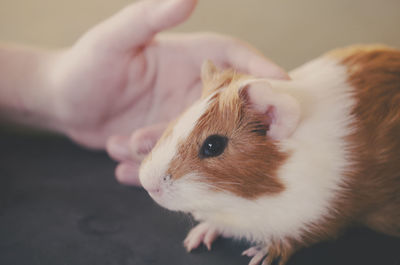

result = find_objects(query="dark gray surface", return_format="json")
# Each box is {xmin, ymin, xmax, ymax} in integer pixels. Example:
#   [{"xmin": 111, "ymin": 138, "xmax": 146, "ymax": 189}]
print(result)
[{"xmin": 0, "ymin": 129, "xmax": 399, "ymax": 265}]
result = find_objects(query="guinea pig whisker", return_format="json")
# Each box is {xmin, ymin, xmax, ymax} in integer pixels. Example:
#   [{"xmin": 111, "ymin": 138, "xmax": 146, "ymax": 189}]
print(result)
[{"xmin": 210, "ymin": 181, "xmax": 243, "ymax": 187}]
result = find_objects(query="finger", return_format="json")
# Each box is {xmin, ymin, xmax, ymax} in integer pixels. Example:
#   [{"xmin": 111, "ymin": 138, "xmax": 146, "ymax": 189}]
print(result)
[
  {"xmin": 106, "ymin": 122, "xmax": 168, "ymax": 162},
  {"xmin": 86, "ymin": 0, "xmax": 197, "ymax": 53},
  {"xmin": 115, "ymin": 162, "xmax": 142, "ymax": 186},
  {"xmin": 223, "ymin": 38, "xmax": 290, "ymax": 79},
  {"xmin": 129, "ymin": 122, "xmax": 168, "ymax": 161},
  {"xmin": 184, "ymin": 33, "xmax": 290, "ymax": 80},
  {"xmin": 106, "ymin": 134, "xmax": 131, "ymax": 161}
]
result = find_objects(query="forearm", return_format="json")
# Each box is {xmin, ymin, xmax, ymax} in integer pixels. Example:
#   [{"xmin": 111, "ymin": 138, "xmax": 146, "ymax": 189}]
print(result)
[{"xmin": 0, "ymin": 43, "xmax": 63, "ymax": 131}]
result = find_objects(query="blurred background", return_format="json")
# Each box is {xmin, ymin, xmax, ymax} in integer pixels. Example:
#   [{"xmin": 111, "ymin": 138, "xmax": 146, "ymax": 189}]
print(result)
[
  {"xmin": 0, "ymin": 0, "xmax": 399, "ymax": 70},
  {"xmin": 1, "ymin": 2, "xmax": 400, "ymax": 265}
]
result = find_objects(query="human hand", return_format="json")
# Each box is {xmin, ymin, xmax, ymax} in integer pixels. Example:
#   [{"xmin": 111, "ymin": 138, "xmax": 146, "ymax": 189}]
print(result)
[{"xmin": 50, "ymin": 0, "xmax": 288, "ymax": 185}]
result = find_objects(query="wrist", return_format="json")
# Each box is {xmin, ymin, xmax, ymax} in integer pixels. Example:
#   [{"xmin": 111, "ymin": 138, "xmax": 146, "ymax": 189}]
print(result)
[{"xmin": 0, "ymin": 44, "xmax": 65, "ymax": 132}]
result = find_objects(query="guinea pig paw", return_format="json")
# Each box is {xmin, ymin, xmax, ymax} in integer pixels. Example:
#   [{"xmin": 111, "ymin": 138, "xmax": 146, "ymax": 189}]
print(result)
[
  {"xmin": 183, "ymin": 222, "xmax": 219, "ymax": 252},
  {"xmin": 242, "ymin": 245, "xmax": 269, "ymax": 265}
]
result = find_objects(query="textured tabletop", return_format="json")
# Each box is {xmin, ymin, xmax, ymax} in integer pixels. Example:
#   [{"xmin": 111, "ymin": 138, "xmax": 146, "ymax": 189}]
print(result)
[{"xmin": 0, "ymin": 129, "xmax": 399, "ymax": 265}]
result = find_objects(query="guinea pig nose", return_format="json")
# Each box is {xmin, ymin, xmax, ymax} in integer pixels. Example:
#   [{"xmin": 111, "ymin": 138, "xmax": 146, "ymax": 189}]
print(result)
[{"xmin": 162, "ymin": 174, "xmax": 171, "ymax": 182}]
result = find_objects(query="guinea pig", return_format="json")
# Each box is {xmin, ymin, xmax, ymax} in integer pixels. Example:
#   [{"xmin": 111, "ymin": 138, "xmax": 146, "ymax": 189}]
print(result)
[{"xmin": 138, "ymin": 45, "xmax": 400, "ymax": 265}]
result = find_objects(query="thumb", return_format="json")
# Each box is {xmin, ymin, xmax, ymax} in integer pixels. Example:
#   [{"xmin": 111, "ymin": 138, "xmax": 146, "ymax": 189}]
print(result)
[
  {"xmin": 106, "ymin": 122, "xmax": 168, "ymax": 162},
  {"xmin": 129, "ymin": 122, "xmax": 168, "ymax": 161},
  {"xmin": 84, "ymin": 0, "xmax": 197, "ymax": 53}
]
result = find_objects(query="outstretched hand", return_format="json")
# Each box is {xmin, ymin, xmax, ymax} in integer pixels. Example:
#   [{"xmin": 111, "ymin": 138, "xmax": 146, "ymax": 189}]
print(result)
[{"xmin": 51, "ymin": 0, "xmax": 288, "ymax": 185}]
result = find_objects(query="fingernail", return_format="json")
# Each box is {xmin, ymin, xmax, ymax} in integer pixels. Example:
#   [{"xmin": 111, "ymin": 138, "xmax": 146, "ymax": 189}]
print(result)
[
  {"xmin": 107, "ymin": 136, "xmax": 131, "ymax": 161},
  {"xmin": 115, "ymin": 163, "xmax": 141, "ymax": 186},
  {"xmin": 130, "ymin": 138, "xmax": 156, "ymax": 161},
  {"xmin": 137, "ymin": 139, "xmax": 155, "ymax": 155}
]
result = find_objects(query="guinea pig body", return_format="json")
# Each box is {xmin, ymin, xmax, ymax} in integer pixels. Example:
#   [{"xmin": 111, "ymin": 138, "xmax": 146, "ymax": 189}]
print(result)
[{"xmin": 139, "ymin": 45, "xmax": 400, "ymax": 265}]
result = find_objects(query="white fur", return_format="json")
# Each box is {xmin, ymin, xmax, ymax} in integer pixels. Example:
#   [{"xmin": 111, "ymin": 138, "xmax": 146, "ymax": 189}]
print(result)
[
  {"xmin": 139, "ymin": 95, "xmax": 213, "ymax": 191},
  {"xmin": 140, "ymin": 56, "xmax": 356, "ymax": 245}
]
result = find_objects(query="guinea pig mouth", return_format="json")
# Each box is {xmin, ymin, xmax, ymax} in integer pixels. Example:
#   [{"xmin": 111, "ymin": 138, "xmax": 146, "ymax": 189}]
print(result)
[
  {"xmin": 141, "ymin": 174, "xmax": 172, "ymax": 197},
  {"xmin": 146, "ymin": 188, "xmax": 183, "ymax": 212},
  {"xmin": 147, "ymin": 189, "xmax": 161, "ymax": 196},
  {"xmin": 145, "ymin": 186, "xmax": 173, "ymax": 209},
  {"xmin": 147, "ymin": 190, "xmax": 165, "ymax": 207},
  {"xmin": 146, "ymin": 186, "xmax": 165, "ymax": 200}
]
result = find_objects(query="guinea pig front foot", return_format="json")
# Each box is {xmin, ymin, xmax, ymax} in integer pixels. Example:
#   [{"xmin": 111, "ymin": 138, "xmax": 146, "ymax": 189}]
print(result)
[
  {"xmin": 242, "ymin": 245, "xmax": 269, "ymax": 265},
  {"xmin": 183, "ymin": 222, "xmax": 219, "ymax": 251},
  {"xmin": 242, "ymin": 243, "xmax": 291, "ymax": 265}
]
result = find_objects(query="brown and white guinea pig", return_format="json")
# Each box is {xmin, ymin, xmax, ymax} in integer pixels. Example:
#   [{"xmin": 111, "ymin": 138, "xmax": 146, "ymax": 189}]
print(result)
[{"xmin": 138, "ymin": 45, "xmax": 400, "ymax": 265}]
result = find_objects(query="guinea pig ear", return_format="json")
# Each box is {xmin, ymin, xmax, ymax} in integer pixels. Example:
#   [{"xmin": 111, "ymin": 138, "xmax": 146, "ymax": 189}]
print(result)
[
  {"xmin": 241, "ymin": 81, "xmax": 301, "ymax": 140},
  {"xmin": 201, "ymin": 60, "xmax": 219, "ymax": 98},
  {"xmin": 201, "ymin": 60, "xmax": 218, "ymax": 84}
]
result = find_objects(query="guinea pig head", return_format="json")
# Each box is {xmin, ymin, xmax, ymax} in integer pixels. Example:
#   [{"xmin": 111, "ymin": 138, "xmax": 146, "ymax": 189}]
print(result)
[{"xmin": 139, "ymin": 61, "xmax": 301, "ymax": 213}]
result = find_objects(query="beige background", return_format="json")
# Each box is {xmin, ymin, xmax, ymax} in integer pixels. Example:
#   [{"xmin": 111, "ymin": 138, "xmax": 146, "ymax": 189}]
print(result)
[{"xmin": 0, "ymin": 0, "xmax": 399, "ymax": 70}]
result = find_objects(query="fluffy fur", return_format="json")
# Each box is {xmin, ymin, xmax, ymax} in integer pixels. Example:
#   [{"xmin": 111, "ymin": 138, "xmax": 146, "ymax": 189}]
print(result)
[{"xmin": 139, "ymin": 45, "xmax": 400, "ymax": 265}]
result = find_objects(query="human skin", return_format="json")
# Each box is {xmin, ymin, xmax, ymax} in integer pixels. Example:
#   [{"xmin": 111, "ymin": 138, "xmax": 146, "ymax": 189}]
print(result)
[{"xmin": 0, "ymin": 0, "xmax": 288, "ymax": 185}]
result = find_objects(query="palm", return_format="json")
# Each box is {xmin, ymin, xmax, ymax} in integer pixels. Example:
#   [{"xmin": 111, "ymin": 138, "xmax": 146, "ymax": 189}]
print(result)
[
  {"xmin": 50, "ymin": 0, "xmax": 287, "ymax": 184},
  {"xmin": 58, "ymin": 34, "xmax": 206, "ymax": 148}
]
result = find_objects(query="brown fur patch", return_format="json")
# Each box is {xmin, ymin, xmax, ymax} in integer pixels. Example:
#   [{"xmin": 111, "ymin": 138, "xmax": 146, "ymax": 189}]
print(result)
[
  {"xmin": 261, "ymin": 46, "xmax": 400, "ymax": 262},
  {"xmin": 167, "ymin": 72, "xmax": 287, "ymax": 199},
  {"xmin": 293, "ymin": 45, "xmax": 400, "ymax": 251},
  {"xmin": 339, "ymin": 45, "xmax": 400, "ymax": 236}
]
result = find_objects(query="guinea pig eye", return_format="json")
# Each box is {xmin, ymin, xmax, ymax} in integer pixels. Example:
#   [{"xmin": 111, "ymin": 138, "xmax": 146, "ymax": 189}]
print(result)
[{"xmin": 199, "ymin": 134, "xmax": 228, "ymax": 158}]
